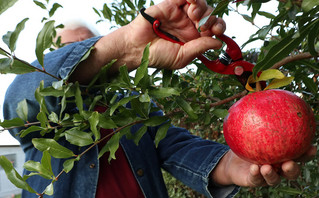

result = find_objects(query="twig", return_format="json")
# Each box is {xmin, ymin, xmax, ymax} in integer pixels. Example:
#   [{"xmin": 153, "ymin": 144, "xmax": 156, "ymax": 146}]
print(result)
[
  {"xmin": 210, "ymin": 90, "xmax": 247, "ymax": 108},
  {"xmin": 271, "ymin": 52, "xmax": 317, "ymax": 69},
  {"xmin": 0, "ymin": 47, "xmax": 61, "ymax": 81}
]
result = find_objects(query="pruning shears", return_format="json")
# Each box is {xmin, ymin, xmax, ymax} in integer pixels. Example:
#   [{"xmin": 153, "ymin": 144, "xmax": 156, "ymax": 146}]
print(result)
[{"xmin": 140, "ymin": 7, "xmax": 257, "ymax": 88}]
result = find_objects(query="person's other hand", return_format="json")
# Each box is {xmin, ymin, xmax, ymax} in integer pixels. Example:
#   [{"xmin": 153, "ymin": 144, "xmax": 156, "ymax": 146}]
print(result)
[
  {"xmin": 127, "ymin": 0, "xmax": 226, "ymax": 70},
  {"xmin": 211, "ymin": 146, "xmax": 317, "ymax": 187}
]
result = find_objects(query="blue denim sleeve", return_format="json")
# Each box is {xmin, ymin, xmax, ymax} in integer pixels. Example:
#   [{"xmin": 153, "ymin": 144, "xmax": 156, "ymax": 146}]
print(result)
[
  {"xmin": 148, "ymin": 112, "xmax": 239, "ymax": 198},
  {"xmin": 56, "ymin": 36, "xmax": 103, "ymax": 79}
]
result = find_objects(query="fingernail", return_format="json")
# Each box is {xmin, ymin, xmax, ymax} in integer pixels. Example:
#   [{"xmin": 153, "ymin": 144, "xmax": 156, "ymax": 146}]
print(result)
[
  {"xmin": 250, "ymin": 165, "xmax": 259, "ymax": 175},
  {"xmin": 193, "ymin": 8, "xmax": 200, "ymax": 19},
  {"xmin": 216, "ymin": 23, "xmax": 224, "ymax": 32}
]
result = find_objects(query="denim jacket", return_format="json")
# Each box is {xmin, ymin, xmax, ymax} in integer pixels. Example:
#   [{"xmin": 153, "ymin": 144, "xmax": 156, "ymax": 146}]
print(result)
[{"xmin": 3, "ymin": 37, "xmax": 239, "ymax": 198}]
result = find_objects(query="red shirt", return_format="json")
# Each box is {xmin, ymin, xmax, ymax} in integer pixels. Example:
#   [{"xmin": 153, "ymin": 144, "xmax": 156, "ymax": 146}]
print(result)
[{"xmin": 95, "ymin": 106, "xmax": 144, "ymax": 198}]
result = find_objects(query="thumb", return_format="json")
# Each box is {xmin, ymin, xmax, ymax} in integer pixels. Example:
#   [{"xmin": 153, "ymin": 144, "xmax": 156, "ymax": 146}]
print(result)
[{"xmin": 174, "ymin": 37, "xmax": 222, "ymax": 69}]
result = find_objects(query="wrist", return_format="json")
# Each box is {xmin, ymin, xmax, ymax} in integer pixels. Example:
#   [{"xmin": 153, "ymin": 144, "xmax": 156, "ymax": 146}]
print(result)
[{"xmin": 210, "ymin": 150, "xmax": 233, "ymax": 186}]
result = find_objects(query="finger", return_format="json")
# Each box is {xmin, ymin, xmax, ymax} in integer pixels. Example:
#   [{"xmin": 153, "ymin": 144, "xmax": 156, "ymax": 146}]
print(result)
[
  {"xmin": 281, "ymin": 161, "xmax": 301, "ymax": 180},
  {"xmin": 211, "ymin": 18, "xmax": 226, "ymax": 35},
  {"xmin": 187, "ymin": 0, "xmax": 209, "ymax": 21},
  {"xmin": 295, "ymin": 145, "xmax": 317, "ymax": 162},
  {"xmin": 200, "ymin": 17, "xmax": 226, "ymax": 37},
  {"xmin": 247, "ymin": 164, "xmax": 267, "ymax": 187},
  {"xmin": 167, "ymin": 37, "xmax": 222, "ymax": 69},
  {"xmin": 260, "ymin": 165, "xmax": 281, "ymax": 186}
]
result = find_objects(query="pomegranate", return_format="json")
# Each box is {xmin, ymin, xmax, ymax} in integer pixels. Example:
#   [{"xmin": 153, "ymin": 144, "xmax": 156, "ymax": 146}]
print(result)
[{"xmin": 223, "ymin": 89, "xmax": 316, "ymax": 165}]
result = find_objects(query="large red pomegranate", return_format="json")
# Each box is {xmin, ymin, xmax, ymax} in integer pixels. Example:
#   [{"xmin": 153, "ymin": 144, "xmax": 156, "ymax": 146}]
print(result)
[{"xmin": 223, "ymin": 89, "xmax": 316, "ymax": 165}]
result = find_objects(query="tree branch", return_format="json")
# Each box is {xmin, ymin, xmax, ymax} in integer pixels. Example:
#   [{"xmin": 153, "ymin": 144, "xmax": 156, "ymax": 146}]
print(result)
[
  {"xmin": 210, "ymin": 90, "xmax": 247, "ymax": 108},
  {"xmin": 271, "ymin": 52, "xmax": 317, "ymax": 69}
]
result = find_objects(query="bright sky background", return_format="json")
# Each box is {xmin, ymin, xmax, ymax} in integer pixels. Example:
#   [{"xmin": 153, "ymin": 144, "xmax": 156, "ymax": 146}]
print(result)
[{"xmin": 0, "ymin": 0, "xmax": 276, "ymax": 145}]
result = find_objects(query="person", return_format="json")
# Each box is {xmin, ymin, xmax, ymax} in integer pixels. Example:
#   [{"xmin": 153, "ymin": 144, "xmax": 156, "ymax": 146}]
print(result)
[
  {"xmin": 55, "ymin": 20, "xmax": 100, "ymax": 45},
  {"xmin": 3, "ymin": 0, "xmax": 316, "ymax": 198}
]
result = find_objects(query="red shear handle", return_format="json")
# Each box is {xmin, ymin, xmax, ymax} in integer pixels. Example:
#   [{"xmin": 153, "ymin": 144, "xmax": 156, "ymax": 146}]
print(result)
[{"xmin": 217, "ymin": 34, "xmax": 242, "ymax": 61}]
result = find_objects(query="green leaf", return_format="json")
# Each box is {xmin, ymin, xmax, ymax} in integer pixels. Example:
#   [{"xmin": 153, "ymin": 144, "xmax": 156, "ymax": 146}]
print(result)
[
  {"xmin": 144, "ymin": 116, "xmax": 168, "ymax": 127},
  {"xmin": 302, "ymin": 76, "xmax": 318, "ymax": 94},
  {"xmin": 0, "ymin": 156, "xmax": 37, "ymax": 194},
  {"xmin": 149, "ymin": 87, "xmax": 180, "ymax": 98},
  {"xmin": 212, "ymin": 109, "xmax": 228, "ymax": 119},
  {"xmin": 0, "ymin": 48, "xmax": 8, "ymax": 56},
  {"xmin": 49, "ymin": 3, "xmax": 62, "ymax": 17},
  {"xmin": 48, "ymin": 112, "xmax": 59, "ymax": 123},
  {"xmin": 0, "ymin": 58, "xmax": 37, "ymax": 75},
  {"xmin": 35, "ymin": 81, "xmax": 49, "ymax": 115},
  {"xmin": 302, "ymin": 0, "xmax": 319, "ymax": 12},
  {"xmin": 135, "ymin": 43, "xmax": 150, "ymax": 85},
  {"xmin": 257, "ymin": 69, "xmax": 285, "ymax": 81},
  {"xmin": 131, "ymin": 98, "xmax": 149, "ymax": 118},
  {"xmin": 39, "ymin": 86, "xmax": 64, "ymax": 97},
  {"xmin": 0, "ymin": 0, "xmax": 18, "ymax": 15},
  {"xmin": 154, "ymin": 121, "xmax": 171, "ymax": 147},
  {"xmin": 33, "ymin": 0, "xmax": 46, "ymax": 9},
  {"xmin": 44, "ymin": 182, "xmax": 54, "ymax": 196},
  {"xmin": 176, "ymin": 97, "xmax": 198, "ymax": 120},
  {"xmin": 119, "ymin": 65, "xmax": 132, "ymax": 86},
  {"xmin": 32, "ymin": 138, "xmax": 75, "ymax": 158},
  {"xmin": 52, "ymin": 80, "xmax": 63, "ymax": 89},
  {"xmin": 41, "ymin": 150, "xmax": 53, "ymax": 177},
  {"xmin": 242, "ymin": 14, "xmax": 253, "ymax": 24},
  {"xmin": 65, "ymin": 128, "xmax": 94, "ymax": 147},
  {"xmin": 63, "ymin": 158, "xmax": 76, "ymax": 173},
  {"xmin": 133, "ymin": 125, "xmax": 147, "ymax": 146},
  {"xmin": 2, "ymin": 18, "xmax": 29, "ymax": 52},
  {"xmin": 0, "ymin": 117, "xmax": 25, "ymax": 128},
  {"xmin": 253, "ymin": 18, "xmax": 319, "ymax": 77},
  {"xmin": 23, "ymin": 160, "xmax": 53, "ymax": 179},
  {"xmin": 257, "ymin": 11, "xmax": 275, "ymax": 19},
  {"xmin": 137, "ymin": 0, "xmax": 146, "ymax": 9},
  {"xmin": 16, "ymin": 99, "xmax": 28, "ymax": 121},
  {"xmin": 264, "ymin": 76, "xmax": 294, "ymax": 90},
  {"xmin": 98, "ymin": 132, "xmax": 121, "ymax": 162},
  {"xmin": 88, "ymin": 111, "xmax": 100, "ymax": 141},
  {"xmin": 102, "ymin": 3, "xmax": 112, "ymax": 20},
  {"xmin": 93, "ymin": 7, "xmax": 101, "ymax": 17},
  {"xmin": 36, "ymin": 20, "xmax": 55, "ymax": 67},
  {"xmin": 37, "ymin": 111, "xmax": 48, "ymax": 128},
  {"xmin": 98, "ymin": 115, "xmax": 117, "ymax": 129},
  {"xmin": 308, "ymin": 21, "xmax": 319, "ymax": 56},
  {"xmin": 88, "ymin": 95, "xmax": 103, "ymax": 111},
  {"xmin": 110, "ymin": 95, "xmax": 138, "ymax": 116},
  {"xmin": 251, "ymin": 2, "xmax": 261, "ymax": 20},
  {"xmin": 124, "ymin": 0, "xmax": 135, "ymax": 10},
  {"xmin": 139, "ymin": 93, "xmax": 151, "ymax": 103},
  {"xmin": 74, "ymin": 82, "xmax": 83, "ymax": 114},
  {"xmin": 20, "ymin": 126, "xmax": 43, "ymax": 138},
  {"xmin": 162, "ymin": 69, "xmax": 172, "ymax": 87}
]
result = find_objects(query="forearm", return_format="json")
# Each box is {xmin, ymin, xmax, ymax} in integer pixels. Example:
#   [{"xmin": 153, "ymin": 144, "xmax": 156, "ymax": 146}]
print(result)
[{"xmin": 69, "ymin": 24, "xmax": 145, "ymax": 84}]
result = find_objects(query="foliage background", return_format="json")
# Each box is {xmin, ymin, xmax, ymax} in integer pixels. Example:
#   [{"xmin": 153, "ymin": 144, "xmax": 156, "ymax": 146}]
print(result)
[{"xmin": 0, "ymin": 0, "xmax": 318, "ymax": 197}]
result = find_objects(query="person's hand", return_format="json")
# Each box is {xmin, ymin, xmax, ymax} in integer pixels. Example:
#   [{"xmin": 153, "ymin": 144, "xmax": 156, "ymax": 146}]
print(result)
[
  {"xmin": 72, "ymin": 0, "xmax": 226, "ymax": 84},
  {"xmin": 127, "ymin": 0, "xmax": 226, "ymax": 70},
  {"xmin": 211, "ymin": 146, "xmax": 317, "ymax": 187}
]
